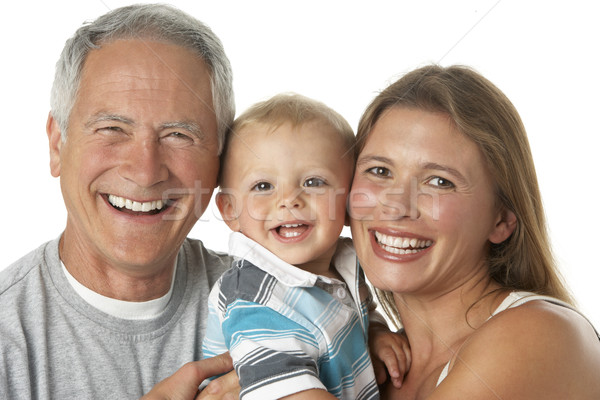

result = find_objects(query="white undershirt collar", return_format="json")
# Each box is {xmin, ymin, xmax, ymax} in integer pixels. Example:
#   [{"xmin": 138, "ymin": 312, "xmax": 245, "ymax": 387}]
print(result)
[{"xmin": 61, "ymin": 259, "xmax": 177, "ymax": 320}]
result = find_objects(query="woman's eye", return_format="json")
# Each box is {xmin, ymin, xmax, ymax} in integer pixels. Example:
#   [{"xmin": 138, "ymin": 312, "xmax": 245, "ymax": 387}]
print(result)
[
  {"xmin": 304, "ymin": 177, "xmax": 325, "ymax": 187},
  {"xmin": 251, "ymin": 182, "xmax": 273, "ymax": 191},
  {"xmin": 367, "ymin": 166, "xmax": 391, "ymax": 177},
  {"xmin": 426, "ymin": 176, "xmax": 454, "ymax": 188}
]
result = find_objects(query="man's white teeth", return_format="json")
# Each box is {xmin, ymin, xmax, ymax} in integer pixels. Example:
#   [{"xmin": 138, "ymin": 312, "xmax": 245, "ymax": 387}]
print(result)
[
  {"xmin": 108, "ymin": 194, "xmax": 164, "ymax": 212},
  {"xmin": 374, "ymin": 231, "xmax": 432, "ymax": 254}
]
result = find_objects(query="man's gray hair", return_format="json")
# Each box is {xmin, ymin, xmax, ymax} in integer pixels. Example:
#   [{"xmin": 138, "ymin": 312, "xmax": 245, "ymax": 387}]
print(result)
[{"xmin": 50, "ymin": 3, "xmax": 234, "ymax": 153}]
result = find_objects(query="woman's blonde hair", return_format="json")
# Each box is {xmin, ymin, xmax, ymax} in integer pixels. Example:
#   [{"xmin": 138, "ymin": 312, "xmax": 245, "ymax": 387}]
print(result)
[{"xmin": 356, "ymin": 65, "xmax": 573, "ymax": 328}]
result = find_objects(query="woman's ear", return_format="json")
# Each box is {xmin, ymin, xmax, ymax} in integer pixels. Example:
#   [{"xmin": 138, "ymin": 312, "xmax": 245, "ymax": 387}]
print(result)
[
  {"xmin": 47, "ymin": 113, "xmax": 63, "ymax": 177},
  {"xmin": 489, "ymin": 207, "xmax": 517, "ymax": 244},
  {"xmin": 216, "ymin": 191, "xmax": 241, "ymax": 232}
]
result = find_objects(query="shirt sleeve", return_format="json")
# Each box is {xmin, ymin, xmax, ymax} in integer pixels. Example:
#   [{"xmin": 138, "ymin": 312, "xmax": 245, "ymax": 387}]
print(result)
[
  {"xmin": 201, "ymin": 279, "xmax": 229, "ymax": 360},
  {"xmin": 222, "ymin": 299, "xmax": 326, "ymax": 400}
]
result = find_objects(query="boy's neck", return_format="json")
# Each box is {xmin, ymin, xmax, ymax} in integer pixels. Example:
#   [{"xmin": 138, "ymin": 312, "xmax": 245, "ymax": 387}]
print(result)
[{"xmin": 294, "ymin": 243, "xmax": 340, "ymax": 280}]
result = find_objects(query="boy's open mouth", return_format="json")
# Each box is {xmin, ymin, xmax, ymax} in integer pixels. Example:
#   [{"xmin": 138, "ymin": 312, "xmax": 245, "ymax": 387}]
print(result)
[{"xmin": 275, "ymin": 223, "xmax": 310, "ymax": 238}]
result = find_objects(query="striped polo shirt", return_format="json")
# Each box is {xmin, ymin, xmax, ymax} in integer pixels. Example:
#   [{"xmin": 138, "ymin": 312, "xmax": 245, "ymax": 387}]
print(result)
[{"xmin": 202, "ymin": 232, "xmax": 378, "ymax": 399}]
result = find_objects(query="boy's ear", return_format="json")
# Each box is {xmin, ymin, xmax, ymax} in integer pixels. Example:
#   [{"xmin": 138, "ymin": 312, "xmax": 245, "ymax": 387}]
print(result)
[
  {"xmin": 47, "ymin": 113, "xmax": 63, "ymax": 177},
  {"xmin": 489, "ymin": 207, "xmax": 517, "ymax": 244},
  {"xmin": 216, "ymin": 192, "xmax": 241, "ymax": 232}
]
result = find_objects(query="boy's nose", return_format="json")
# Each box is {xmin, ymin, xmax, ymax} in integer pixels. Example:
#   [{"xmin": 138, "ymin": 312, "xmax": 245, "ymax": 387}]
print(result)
[{"xmin": 278, "ymin": 186, "xmax": 305, "ymax": 209}]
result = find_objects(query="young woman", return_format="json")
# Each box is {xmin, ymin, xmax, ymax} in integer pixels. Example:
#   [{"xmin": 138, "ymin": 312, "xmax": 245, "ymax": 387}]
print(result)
[{"xmin": 350, "ymin": 65, "xmax": 600, "ymax": 399}]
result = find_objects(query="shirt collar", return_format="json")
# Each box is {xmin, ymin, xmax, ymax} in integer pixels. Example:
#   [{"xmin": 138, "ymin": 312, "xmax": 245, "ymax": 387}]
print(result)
[{"xmin": 228, "ymin": 232, "xmax": 355, "ymax": 287}]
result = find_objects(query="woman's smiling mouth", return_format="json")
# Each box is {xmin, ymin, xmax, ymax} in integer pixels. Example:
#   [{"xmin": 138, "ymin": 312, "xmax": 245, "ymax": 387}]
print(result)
[{"xmin": 374, "ymin": 231, "xmax": 433, "ymax": 255}]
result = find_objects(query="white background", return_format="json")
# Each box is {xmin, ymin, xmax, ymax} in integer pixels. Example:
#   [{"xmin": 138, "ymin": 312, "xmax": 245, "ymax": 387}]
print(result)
[{"xmin": 1, "ymin": 1, "xmax": 598, "ymax": 329}]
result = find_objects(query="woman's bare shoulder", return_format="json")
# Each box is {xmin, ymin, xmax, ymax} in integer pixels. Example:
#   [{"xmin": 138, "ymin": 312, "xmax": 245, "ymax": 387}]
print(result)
[{"xmin": 429, "ymin": 300, "xmax": 600, "ymax": 399}]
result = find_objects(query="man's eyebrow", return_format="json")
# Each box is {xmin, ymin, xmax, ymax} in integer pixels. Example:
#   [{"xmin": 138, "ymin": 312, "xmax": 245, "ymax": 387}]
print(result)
[
  {"xmin": 85, "ymin": 113, "xmax": 134, "ymax": 128},
  {"xmin": 161, "ymin": 121, "xmax": 205, "ymax": 139},
  {"xmin": 84, "ymin": 114, "xmax": 205, "ymax": 139}
]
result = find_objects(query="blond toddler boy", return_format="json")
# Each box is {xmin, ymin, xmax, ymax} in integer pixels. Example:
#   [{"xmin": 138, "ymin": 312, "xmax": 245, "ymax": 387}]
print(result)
[{"xmin": 202, "ymin": 94, "xmax": 406, "ymax": 399}]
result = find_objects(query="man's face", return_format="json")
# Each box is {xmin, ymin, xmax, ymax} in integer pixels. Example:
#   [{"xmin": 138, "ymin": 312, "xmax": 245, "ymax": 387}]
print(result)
[{"xmin": 47, "ymin": 39, "xmax": 220, "ymax": 273}]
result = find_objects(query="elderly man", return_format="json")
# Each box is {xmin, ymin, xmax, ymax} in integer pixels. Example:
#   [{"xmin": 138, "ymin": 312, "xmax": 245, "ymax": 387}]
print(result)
[{"xmin": 0, "ymin": 4, "xmax": 235, "ymax": 399}]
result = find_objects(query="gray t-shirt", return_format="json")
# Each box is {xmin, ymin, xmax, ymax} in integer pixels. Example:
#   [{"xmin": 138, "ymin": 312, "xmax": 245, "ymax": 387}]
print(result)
[{"xmin": 0, "ymin": 236, "xmax": 230, "ymax": 399}]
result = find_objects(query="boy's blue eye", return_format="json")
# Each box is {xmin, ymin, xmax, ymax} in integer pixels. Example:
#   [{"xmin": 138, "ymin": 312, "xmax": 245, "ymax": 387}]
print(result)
[
  {"xmin": 304, "ymin": 177, "xmax": 325, "ymax": 187},
  {"xmin": 251, "ymin": 182, "xmax": 273, "ymax": 191}
]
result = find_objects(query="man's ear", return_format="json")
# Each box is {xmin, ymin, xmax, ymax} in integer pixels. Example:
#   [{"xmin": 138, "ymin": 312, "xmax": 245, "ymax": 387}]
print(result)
[
  {"xmin": 46, "ymin": 113, "xmax": 63, "ymax": 177},
  {"xmin": 489, "ymin": 207, "xmax": 517, "ymax": 244},
  {"xmin": 216, "ymin": 191, "xmax": 241, "ymax": 232}
]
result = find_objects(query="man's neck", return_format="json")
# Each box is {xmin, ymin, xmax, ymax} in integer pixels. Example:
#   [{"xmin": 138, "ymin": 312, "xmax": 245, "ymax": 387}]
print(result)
[{"xmin": 59, "ymin": 232, "xmax": 177, "ymax": 301}]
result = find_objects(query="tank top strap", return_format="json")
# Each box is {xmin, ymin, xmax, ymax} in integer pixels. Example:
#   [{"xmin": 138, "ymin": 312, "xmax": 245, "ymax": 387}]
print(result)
[{"xmin": 489, "ymin": 291, "xmax": 571, "ymax": 318}]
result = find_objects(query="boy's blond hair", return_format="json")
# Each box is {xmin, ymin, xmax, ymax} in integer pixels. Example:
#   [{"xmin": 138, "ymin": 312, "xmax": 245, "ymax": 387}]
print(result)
[{"xmin": 219, "ymin": 93, "xmax": 355, "ymax": 185}]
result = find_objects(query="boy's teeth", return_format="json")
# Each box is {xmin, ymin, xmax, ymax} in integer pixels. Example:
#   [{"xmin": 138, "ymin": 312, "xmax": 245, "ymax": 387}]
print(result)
[
  {"xmin": 281, "ymin": 231, "xmax": 301, "ymax": 238},
  {"xmin": 277, "ymin": 223, "xmax": 307, "ymax": 238},
  {"xmin": 374, "ymin": 231, "xmax": 432, "ymax": 250},
  {"xmin": 108, "ymin": 194, "xmax": 164, "ymax": 212}
]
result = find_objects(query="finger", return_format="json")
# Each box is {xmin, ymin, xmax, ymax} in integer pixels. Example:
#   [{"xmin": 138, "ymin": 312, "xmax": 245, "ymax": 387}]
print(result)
[
  {"xmin": 372, "ymin": 358, "xmax": 388, "ymax": 385},
  {"xmin": 379, "ymin": 348, "xmax": 401, "ymax": 378},
  {"xmin": 196, "ymin": 353, "xmax": 234, "ymax": 380},
  {"xmin": 198, "ymin": 369, "xmax": 240, "ymax": 398},
  {"xmin": 152, "ymin": 353, "xmax": 234, "ymax": 400}
]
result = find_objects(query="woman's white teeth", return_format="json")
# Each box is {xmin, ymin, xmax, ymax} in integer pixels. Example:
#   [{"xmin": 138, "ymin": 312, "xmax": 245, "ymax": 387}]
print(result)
[
  {"xmin": 108, "ymin": 194, "xmax": 164, "ymax": 212},
  {"xmin": 374, "ymin": 231, "xmax": 432, "ymax": 253}
]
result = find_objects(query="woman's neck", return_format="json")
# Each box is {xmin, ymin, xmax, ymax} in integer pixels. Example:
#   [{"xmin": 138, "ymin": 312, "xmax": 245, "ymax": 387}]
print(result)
[{"xmin": 395, "ymin": 274, "xmax": 506, "ymax": 369}]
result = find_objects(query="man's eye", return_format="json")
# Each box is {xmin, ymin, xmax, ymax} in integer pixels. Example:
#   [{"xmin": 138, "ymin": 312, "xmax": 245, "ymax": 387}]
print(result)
[
  {"xmin": 426, "ymin": 176, "xmax": 454, "ymax": 188},
  {"xmin": 367, "ymin": 166, "xmax": 391, "ymax": 177},
  {"xmin": 303, "ymin": 177, "xmax": 325, "ymax": 187},
  {"xmin": 98, "ymin": 126, "xmax": 124, "ymax": 134},
  {"xmin": 168, "ymin": 131, "xmax": 192, "ymax": 140},
  {"xmin": 251, "ymin": 182, "xmax": 273, "ymax": 191}
]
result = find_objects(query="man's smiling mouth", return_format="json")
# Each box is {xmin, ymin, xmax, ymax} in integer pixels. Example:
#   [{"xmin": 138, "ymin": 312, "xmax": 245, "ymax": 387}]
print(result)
[{"xmin": 107, "ymin": 194, "xmax": 169, "ymax": 215}]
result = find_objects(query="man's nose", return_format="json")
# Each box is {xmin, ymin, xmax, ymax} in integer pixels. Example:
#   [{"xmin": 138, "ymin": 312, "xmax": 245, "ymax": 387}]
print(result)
[{"xmin": 118, "ymin": 137, "xmax": 168, "ymax": 188}]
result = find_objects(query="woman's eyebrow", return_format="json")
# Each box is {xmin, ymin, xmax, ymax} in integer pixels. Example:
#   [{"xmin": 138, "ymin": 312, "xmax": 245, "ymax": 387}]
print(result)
[{"xmin": 356, "ymin": 154, "xmax": 395, "ymax": 167}]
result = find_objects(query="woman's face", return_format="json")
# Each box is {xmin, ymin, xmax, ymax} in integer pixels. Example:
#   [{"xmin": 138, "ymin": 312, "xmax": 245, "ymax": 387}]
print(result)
[{"xmin": 350, "ymin": 107, "xmax": 508, "ymax": 296}]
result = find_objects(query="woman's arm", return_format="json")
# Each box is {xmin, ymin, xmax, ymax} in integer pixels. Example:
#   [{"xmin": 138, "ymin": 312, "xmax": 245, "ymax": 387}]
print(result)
[{"xmin": 428, "ymin": 301, "xmax": 600, "ymax": 399}]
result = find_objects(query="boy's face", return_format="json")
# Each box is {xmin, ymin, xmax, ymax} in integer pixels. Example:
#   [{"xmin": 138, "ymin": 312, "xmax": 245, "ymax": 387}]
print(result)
[{"xmin": 218, "ymin": 121, "xmax": 354, "ymax": 267}]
